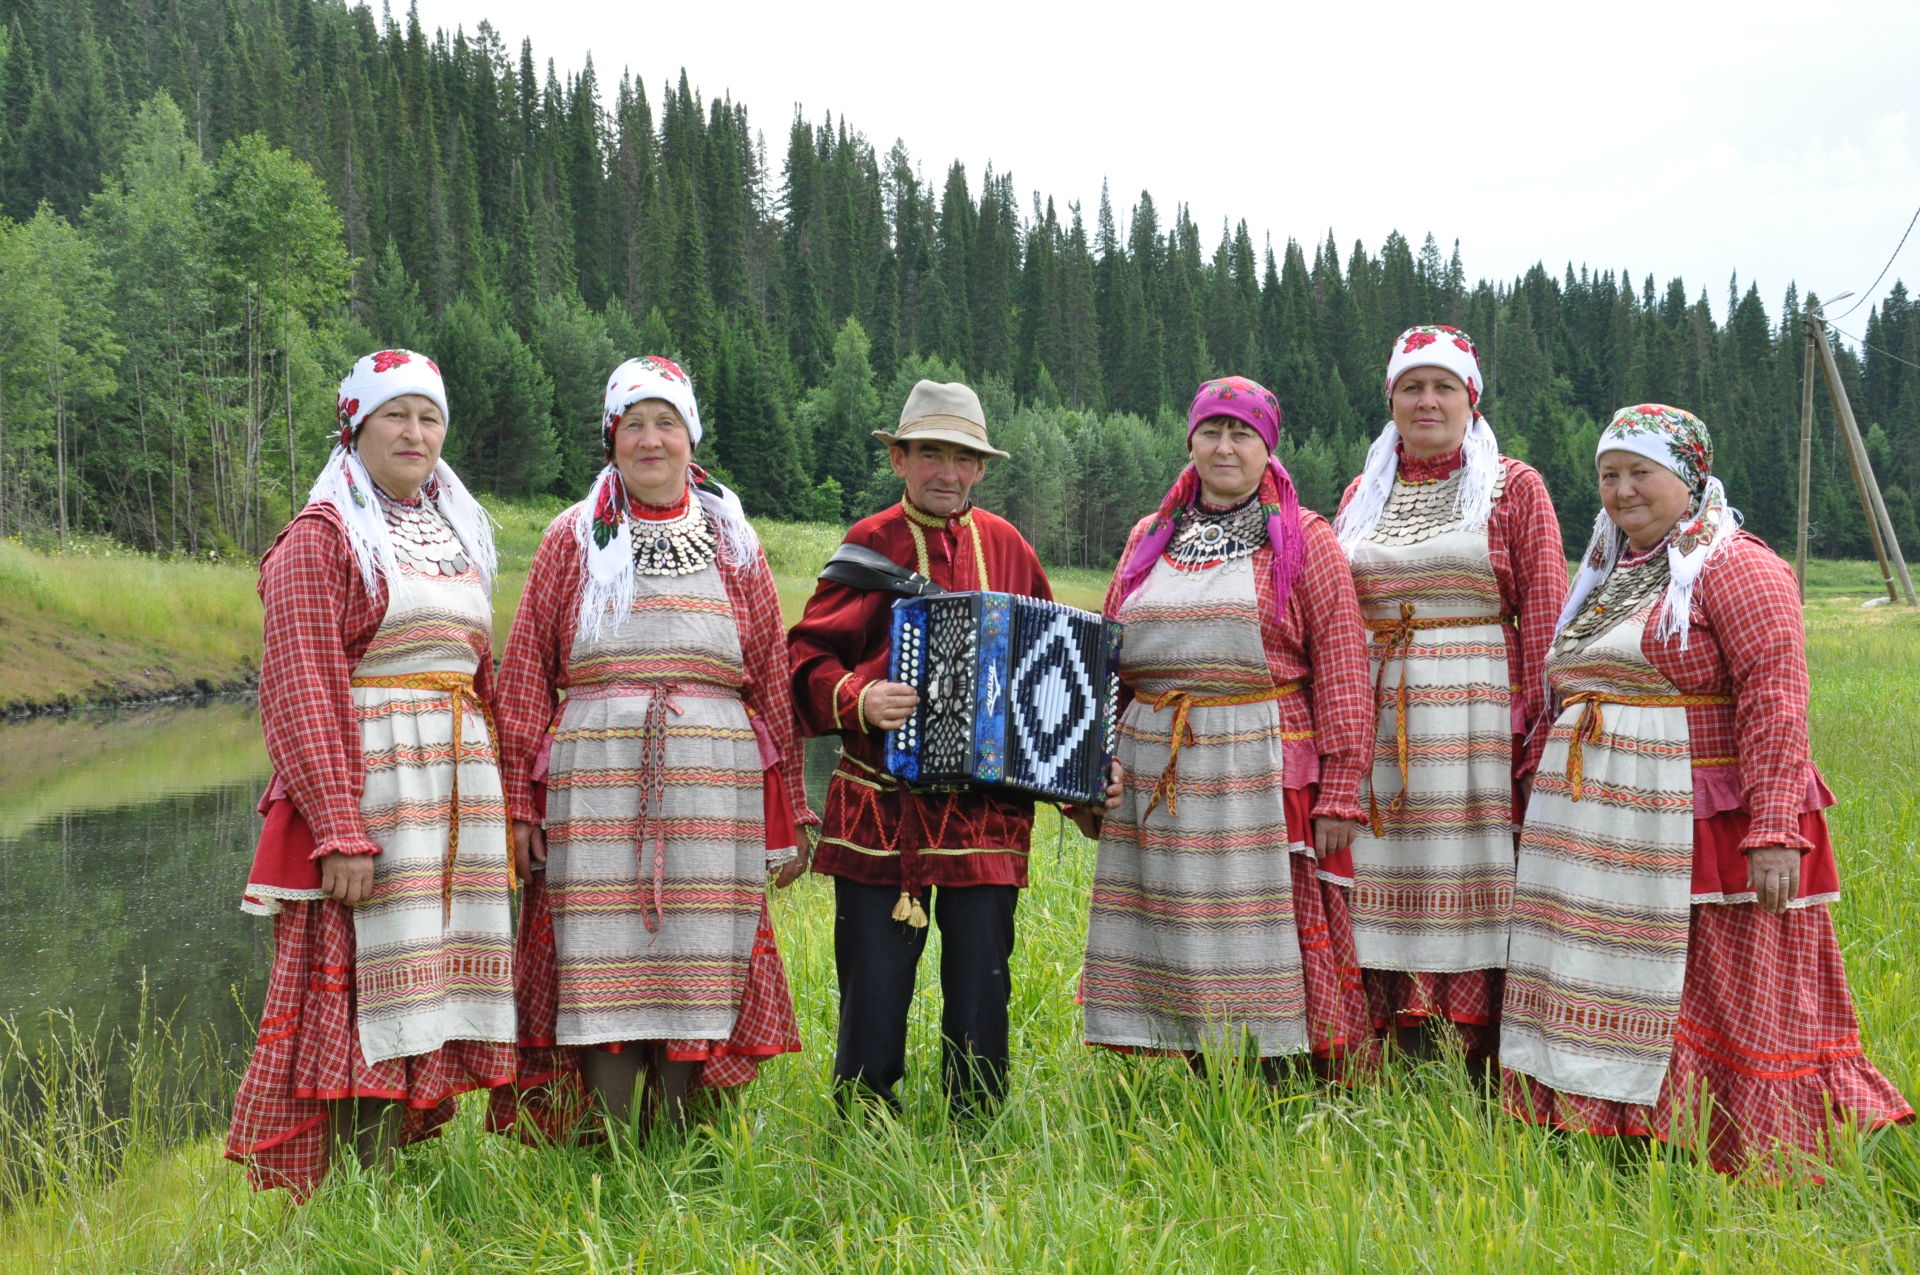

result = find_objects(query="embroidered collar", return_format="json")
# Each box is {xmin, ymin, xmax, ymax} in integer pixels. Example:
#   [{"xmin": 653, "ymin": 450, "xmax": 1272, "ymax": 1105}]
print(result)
[
  {"xmin": 1397, "ymin": 444, "xmax": 1465, "ymax": 485},
  {"xmin": 631, "ymin": 487, "xmax": 691, "ymax": 522}
]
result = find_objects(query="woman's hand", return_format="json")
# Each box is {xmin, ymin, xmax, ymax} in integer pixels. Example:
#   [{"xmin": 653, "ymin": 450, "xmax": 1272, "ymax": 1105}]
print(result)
[
  {"xmin": 1313, "ymin": 817, "xmax": 1362, "ymax": 858},
  {"xmin": 1064, "ymin": 762, "xmax": 1126, "ymax": 840},
  {"xmin": 512, "ymin": 819, "xmax": 548, "ymax": 882},
  {"xmin": 1746, "ymin": 845, "xmax": 1800, "ymax": 916},
  {"xmin": 863, "ymin": 681, "xmax": 920, "ymax": 731},
  {"xmin": 319, "ymin": 852, "xmax": 375, "ymax": 906},
  {"xmin": 771, "ymin": 827, "xmax": 813, "ymax": 889}
]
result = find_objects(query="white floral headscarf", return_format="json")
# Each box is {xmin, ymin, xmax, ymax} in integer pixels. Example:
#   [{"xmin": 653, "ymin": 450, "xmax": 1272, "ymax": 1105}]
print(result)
[
  {"xmin": 1554, "ymin": 403, "xmax": 1741, "ymax": 649},
  {"xmin": 304, "ymin": 349, "xmax": 497, "ymax": 595},
  {"xmin": 1335, "ymin": 324, "xmax": 1502, "ymax": 554},
  {"xmin": 576, "ymin": 356, "xmax": 759, "ymax": 636}
]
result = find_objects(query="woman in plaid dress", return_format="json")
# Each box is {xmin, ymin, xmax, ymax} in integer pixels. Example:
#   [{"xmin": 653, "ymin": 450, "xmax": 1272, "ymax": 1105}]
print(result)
[
  {"xmin": 227, "ymin": 350, "xmax": 516, "ymax": 1199},
  {"xmin": 1079, "ymin": 376, "xmax": 1377, "ymax": 1077},
  {"xmin": 488, "ymin": 357, "xmax": 814, "ymax": 1139},
  {"xmin": 1335, "ymin": 326, "xmax": 1567, "ymax": 1067},
  {"xmin": 1500, "ymin": 403, "xmax": 1911, "ymax": 1174}
]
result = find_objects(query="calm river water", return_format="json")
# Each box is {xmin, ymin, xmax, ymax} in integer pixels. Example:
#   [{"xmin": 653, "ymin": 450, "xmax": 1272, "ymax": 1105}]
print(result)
[{"xmin": 0, "ymin": 700, "xmax": 842, "ymax": 1067}]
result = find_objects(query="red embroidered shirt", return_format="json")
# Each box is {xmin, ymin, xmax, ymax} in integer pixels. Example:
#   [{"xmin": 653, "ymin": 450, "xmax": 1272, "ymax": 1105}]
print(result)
[{"xmin": 786, "ymin": 499, "xmax": 1053, "ymax": 889}]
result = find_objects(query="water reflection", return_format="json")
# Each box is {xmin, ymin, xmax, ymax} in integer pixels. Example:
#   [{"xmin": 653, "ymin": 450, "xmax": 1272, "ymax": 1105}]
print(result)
[{"xmin": 0, "ymin": 701, "xmax": 273, "ymax": 1061}]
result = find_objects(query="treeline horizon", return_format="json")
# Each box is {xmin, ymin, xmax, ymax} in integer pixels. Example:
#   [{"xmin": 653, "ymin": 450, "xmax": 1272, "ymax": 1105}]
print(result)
[{"xmin": 4, "ymin": 0, "xmax": 1920, "ymax": 568}]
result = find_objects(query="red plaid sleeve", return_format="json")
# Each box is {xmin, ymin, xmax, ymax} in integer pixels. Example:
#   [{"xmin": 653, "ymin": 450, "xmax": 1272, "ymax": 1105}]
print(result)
[
  {"xmin": 1102, "ymin": 517, "xmax": 1156, "ymax": 720},
  {"xmin": 1289, "ymin": 513, "xmax": 1371, "ymax": 821},
  {"xmin": 257, "ymin": 510, "xmax": 383, "ymax": 858},
  {"xmin": 1653, "ymin": 534, "xmax": 1815, "ymax": 852},
  {"xmin": 723, "ymin": 546, "xmax": 819, "ymax": 829},
  {"xmin": 1490, "ymin": 460, "xmax": 1568, "ymax": 781},
  {"xmin": 493, "ymin": 513, "xmax": 584, "ymax": 826}
]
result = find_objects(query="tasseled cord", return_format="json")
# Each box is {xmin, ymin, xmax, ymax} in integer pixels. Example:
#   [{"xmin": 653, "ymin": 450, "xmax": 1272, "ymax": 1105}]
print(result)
[{"xmin": 891, "ymin": 890, "xmax": 929, "ymax": 929}]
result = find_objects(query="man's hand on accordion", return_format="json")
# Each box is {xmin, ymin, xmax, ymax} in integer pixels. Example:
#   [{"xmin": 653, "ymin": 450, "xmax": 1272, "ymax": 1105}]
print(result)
[
  {"xmin": 1064, "ymin": 761, "xmax": 1126, "ymax": 840},
  {"xmin": 863, "ymin": 680, "xmax": 921, "ymax": 731}
]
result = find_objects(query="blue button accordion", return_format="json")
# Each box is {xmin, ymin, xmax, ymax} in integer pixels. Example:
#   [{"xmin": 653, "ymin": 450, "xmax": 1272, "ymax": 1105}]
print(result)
[{"xmin": 884, "ymin": 592, "xmax": 1123, "ymax": 805}]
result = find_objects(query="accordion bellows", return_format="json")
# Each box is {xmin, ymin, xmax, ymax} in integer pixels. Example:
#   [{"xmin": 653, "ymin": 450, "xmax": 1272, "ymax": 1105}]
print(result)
[{"xmin": 885, "ymin": 592, "xmax": 1123, "ymax": 805}]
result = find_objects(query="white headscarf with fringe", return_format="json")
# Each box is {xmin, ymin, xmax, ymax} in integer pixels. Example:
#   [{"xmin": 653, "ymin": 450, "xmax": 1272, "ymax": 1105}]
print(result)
[
  {"xmin": 575, "ymin": 356, "xmax": 760, "ymax": 637},
  {"xmin": 1554, "ymin": 403, "xmax": 1740, "ymax": 651},
  {"xmin": 1335, "ymin": 324, "xmax": 1501, "ymax": 555},
  {"xmin": 305, "ymin": 349, "xmax": 497, "ymax": 596}
]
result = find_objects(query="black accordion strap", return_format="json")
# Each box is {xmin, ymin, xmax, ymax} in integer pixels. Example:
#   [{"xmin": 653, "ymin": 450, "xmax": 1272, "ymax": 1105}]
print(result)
[{"xmin": 817, "ymin": 542, "xmax": 944, "ymax": 597}]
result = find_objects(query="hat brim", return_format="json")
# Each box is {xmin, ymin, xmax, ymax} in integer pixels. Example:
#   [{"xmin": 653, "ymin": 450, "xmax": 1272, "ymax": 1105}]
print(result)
[{"xmin": 871, "ymin": 425, "xmax": 1009, "ymax": 460}]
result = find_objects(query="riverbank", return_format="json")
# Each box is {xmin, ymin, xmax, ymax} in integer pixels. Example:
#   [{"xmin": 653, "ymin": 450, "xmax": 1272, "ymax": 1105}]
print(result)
[{"xmin": 1, "ymin": 506, "xmax": 1113, "ymax": 717}]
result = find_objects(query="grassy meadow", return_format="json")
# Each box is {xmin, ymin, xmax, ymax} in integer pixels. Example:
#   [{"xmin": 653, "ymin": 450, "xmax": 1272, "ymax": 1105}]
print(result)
[{"xmin": 1, "ymin": 576, "xmax": 1917, "ymax": 1270}]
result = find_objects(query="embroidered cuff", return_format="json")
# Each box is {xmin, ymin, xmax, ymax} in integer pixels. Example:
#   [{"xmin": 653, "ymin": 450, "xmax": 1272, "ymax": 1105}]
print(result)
[
  {"xmin": 854, "ymin": 680, "xmax": 878, "ymax": 733},
  {"xmin": 830, "ymin": 672, "xmax": 867, "ymax": 732},
  {"xmin": 311, "ymin": 835, "xmax": 381, "ymax": 860}
]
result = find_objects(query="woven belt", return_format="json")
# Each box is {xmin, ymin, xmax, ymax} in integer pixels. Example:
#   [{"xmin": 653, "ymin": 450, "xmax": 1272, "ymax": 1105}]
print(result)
[
  {"xmin": 350, "ymin": 670, "xmax": 502, "ymax": 919},
  {"xmin": 1560, "ymin": 690, "xmax": 1734, "ymax": 801},
  {"xmin": 1138, "ymin": 683, "xmax": 1302, "ymax": 823},
  {"xmin": 1364, "ymin": 602, "xmax": 1504, "ymax": 834}
]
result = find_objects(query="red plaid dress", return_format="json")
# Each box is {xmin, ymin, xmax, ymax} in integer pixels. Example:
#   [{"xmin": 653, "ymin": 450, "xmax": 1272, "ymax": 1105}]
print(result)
[
  {"xmin": 1502, "ymin": 533, "xmax": 1912, "ymax": 1174},
  {"xmin": 1093, "ymin": 509, "xmax": 1377, "ymax": 1072},
  {"xmin": 1341, "ymin": 450, "xmax": 1568, "ymax": 1056},
  {"xmin": 225, "ymin": 506, "xmax": 516, "ymax": 1200},
  {"xmin": 486, "ymin": 503, "xmax": 813, "ymax": 1141}
]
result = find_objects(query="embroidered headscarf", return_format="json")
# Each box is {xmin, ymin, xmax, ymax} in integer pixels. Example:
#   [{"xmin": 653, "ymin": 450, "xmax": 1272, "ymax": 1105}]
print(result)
[
  {"xmin": 577, "ymin": 355, "xmax": 759, "ymax": 634},
  {"xmin": 1554, "ymin": 403, "xmax": 1740, "ymax": 650},
  {"xmin": 1334, "ymin": 324, "xmax": 1502, "ymax": 554},
  {"xmin": 304, "ymin": 348, "xmax": 497, "ymax": 595},
  {"xmin": 1117, "ymin": 376, "xmax": 1305, "ymax": 609}
]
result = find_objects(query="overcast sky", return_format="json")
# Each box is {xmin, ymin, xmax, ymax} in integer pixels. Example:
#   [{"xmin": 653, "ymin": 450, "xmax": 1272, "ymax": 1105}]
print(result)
[{"xmin": 416, "ymin": 0, "xmax": 1920, "ymax": 340}]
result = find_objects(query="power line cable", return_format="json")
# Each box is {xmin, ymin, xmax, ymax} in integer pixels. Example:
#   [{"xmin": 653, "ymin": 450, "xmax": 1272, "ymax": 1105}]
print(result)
[
  {"xmin": 1829, "ymin": 323, "xmax": 1920, "ymax": 373},
  {"xmin": 1832, "ymin": 201, "xmax": 1920, "ymax": 321}
]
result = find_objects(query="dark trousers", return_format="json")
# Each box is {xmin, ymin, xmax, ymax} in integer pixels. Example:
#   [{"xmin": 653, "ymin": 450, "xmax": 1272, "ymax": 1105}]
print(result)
[{"xmin": 831, "ymin": 875, "xmax": 1019, "ymax": 1116}]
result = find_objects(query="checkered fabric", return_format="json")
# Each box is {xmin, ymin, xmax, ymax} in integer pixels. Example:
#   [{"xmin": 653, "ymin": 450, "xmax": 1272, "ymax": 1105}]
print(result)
[
  {"xmin": 1363, "ymin": 969, "xmax": 1503, "ymax": 1059},
  {"xmin": 1501, "ymin": 896, "xmax": 1912, "ymax": 1176},
  {"xmin": 1629, "ymin": 533, "xmax": 1819, "ymax": 851},
  {"xmin": 486, "ymin": 874, "xmax": 799, "ymax": 1142},
  {"xmin": 224, "ymin": 897, "xmax": 516, "ymax": 1199},
  {"xmin": 1104, "ymin": 510, "xmax": 1374, "ymax": 822}
]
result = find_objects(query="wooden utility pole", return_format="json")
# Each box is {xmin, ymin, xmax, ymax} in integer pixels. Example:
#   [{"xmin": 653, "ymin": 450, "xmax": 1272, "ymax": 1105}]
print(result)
[
  {"xmin": 1802, "ymin": 301, "xmax": 1917, "ymax": 604},
  {"xmin": 1795, "ymin": 324, "xmax": 1814, "ymax": 593}
]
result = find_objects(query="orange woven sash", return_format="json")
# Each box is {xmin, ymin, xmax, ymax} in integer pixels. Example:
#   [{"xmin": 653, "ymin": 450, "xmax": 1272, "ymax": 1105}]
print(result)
[
  {"xmin": 1138, "ymin": 683, "xmax": 1302, "ymax": 823},
  {"xmin": 1560, "ymin": 690, "xmax": 1734, "ymax": 801},
  {"xmin": 350, "ymin": 670, "xmax": 506, "ymax": 917},
  {"xmin": 1364, "ymin": 602, "xmax": 1506, "ymax": 834}
]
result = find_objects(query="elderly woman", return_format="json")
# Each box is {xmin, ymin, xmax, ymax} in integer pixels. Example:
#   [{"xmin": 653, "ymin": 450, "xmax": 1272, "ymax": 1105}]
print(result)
[
  {"xmin": 489, "ymin": 356, "xmax": 813, "ymax": 1138},
  {"xmin": 1335, "ymin": 325, "xmax": 1566, "ymax": 1065},
  {"xmin": 226, "ymin": 350, "xmax": 514, "ymax": 1199},
  {"xmin": 1500, "ymin": 403, "xmax": 1911, "ymax": 1173},
  {"xmin": 1080, "ymin": 377, "xmax": 1376, "ymax": 1075}
]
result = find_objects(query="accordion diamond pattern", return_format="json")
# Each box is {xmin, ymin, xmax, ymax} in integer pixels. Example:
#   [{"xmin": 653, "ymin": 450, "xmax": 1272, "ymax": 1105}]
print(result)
[{"xmin": 886, "ymin": 592, "xmax": 1121, "ymax": 804}]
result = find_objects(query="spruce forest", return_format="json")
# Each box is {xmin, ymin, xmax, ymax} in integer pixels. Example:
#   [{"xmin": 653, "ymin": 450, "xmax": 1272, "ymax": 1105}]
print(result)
[{"xmin": 4, "ymin": 0, "xmax": 1919, "ymax": 568}]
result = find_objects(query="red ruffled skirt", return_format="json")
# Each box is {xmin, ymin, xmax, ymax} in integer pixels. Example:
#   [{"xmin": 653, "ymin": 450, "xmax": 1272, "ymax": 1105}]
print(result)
[
  {"xmin": 1090, "ymin": 784, "xmax": 1381, "ymax": 1079},
  {"xmin": 1502, "ymin": 811, "xmax": 1911, "ymax": 1176},
  {"xmin": 224, "ymin": 898, "xmax": 517, "ymax": 1200},
  {"xmin": 487, "ymin": 872, "xmax": 800, "ymax": 1142}
]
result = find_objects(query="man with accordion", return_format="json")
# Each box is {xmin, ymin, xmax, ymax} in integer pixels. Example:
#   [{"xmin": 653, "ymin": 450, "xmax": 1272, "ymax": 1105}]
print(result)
[{"xmin": 788, "ymin": 380, "xmax": 1053, "ymax": 1119}]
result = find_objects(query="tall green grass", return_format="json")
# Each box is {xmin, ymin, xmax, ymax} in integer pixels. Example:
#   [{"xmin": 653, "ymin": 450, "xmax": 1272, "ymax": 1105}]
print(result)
[{"xmin": 0, "ymin": 537, "xmax": 260, "ymax": 671}]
